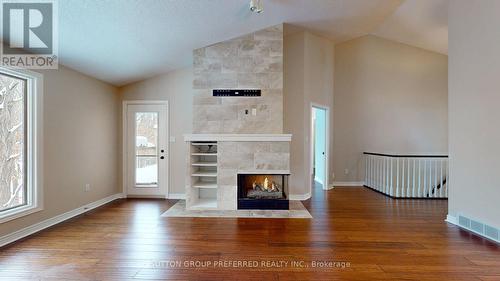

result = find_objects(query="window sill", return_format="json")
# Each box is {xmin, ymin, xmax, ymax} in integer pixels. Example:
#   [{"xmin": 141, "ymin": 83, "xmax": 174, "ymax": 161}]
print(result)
[{"xmin": 0, "ymin": 205, "xmax": 43, "ymax": 224}]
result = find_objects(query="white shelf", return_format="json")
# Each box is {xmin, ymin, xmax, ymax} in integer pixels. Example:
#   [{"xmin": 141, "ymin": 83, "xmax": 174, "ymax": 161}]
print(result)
[
  {"xmin": 191, "ymin": 142, "xmax": 218, "ymax": 146},
  {"xmin": 191, "ymin": 171, "xmax": 217, "ymax": 177},
  {"xmin": 190, "ymin": 198, "xmax": 217, "ymax": 209},
  {"xmin": 187, "ymin": 141, "xmax": 218, "ymax": 211},
  {"xmin": 185, "ymin": 134, "xmax": 292, "ymax": 142},
  {"xmin": 192, "ymin": 162, "xmax": 217, "ymax": 167},
  {"xmin": 192, "ymin": 182, "xmax": 218, "ymax": 189}
]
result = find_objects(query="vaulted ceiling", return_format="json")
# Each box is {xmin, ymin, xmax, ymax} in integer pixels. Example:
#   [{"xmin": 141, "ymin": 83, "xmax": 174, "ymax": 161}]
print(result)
[
  {"xmin": 373, "ymin": 0, "xmax": 448, "ymax": 55},
  {"xmin": 50, "ymin": 0, "xmax": 447, "ymax": 86}
]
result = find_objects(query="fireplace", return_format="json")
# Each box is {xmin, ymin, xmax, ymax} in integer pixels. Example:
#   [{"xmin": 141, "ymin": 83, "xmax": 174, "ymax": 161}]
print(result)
[{"xmin": 237, "ymin": 174, "xmax": 289, "ymax": 210}]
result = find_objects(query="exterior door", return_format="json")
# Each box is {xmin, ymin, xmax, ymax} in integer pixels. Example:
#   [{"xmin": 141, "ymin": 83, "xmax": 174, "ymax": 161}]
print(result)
[{"xmin": 125, "ymin": 103, "xmax": 168, "ymax": 197}]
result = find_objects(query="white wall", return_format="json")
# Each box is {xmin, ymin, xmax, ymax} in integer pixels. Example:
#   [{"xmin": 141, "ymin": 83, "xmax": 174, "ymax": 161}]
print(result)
[
  {"xmin": 333, "ymin": 35, "xmax": 448, "ymax": 182},
  {"xmin": 119, "ymin": 68, "xmax": 193, "ymax": 195},
  {"xmin": 304, "ymin": 32, "xmax": 335, "ymax": 190},
  {"xmin": 0, "ymin": 66, "xmax": 120, "ymax": 237},
  {"xmin": 448, "ymin": 0, "xmax": 500, "ymax": 227},
  {"xmin": 284, "ymin": 29, "xmax": 335, "ymax": 197}
]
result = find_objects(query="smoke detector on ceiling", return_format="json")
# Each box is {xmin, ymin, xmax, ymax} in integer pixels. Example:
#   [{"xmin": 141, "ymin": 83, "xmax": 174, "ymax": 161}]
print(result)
[{"xmin": 250, "ymin": 0, "xmax": 263, "ymax": 13}]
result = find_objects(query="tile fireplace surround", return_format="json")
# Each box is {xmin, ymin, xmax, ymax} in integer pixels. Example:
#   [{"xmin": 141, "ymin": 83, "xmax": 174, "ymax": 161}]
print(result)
[
  {"xmin": 184, "ymin": 134, "xmax": 291, "ymax": 210},
  {"xmin": 186, "ymin": 25, "xmax": 287, "ymax": 211}
]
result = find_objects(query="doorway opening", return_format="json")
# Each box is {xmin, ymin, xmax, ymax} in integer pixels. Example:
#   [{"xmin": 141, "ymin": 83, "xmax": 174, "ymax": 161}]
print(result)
[{"xmin": 311, "ymin": 105, "xmax": 329, "ymax": 190}]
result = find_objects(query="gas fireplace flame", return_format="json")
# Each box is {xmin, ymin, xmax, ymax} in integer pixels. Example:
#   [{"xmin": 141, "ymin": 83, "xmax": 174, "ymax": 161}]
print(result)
[{"xmin": 252, "ymin": 177, "xmax": 280, "ymax": 193}]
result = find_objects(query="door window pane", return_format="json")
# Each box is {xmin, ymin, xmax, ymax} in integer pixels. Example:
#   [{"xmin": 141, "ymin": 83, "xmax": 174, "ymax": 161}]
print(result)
[
  {"xmin": 135, "ymin": 112, "xmax": 158, "ymax": 186},
  {"xmin": 0, "ymin": 74, "xmax": 26, "ymax": 211},
  {"xmin": 136, "ymin": 156, "xmax": 158, "ymax": 186}
]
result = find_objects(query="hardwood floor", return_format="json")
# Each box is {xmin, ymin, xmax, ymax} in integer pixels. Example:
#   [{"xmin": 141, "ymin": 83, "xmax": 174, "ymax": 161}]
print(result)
[{"xmin": 0, "ymin": 187, "xmax": 499, "ymax": 280}]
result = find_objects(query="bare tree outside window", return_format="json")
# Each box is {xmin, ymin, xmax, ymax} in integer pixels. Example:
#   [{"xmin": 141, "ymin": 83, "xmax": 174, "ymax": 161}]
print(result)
[{"xmin": 0, "ymin": 73, "xmax": 26, "ymax": 211}]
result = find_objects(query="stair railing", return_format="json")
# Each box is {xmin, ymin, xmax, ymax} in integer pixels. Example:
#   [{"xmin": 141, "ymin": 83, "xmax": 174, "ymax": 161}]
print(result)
[{"xmin": 363, "ymin": 152, "xmax": 448, "ymax": 199}]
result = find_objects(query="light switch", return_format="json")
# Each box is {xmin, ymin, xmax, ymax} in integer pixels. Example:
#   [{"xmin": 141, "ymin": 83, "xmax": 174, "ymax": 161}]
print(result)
[{"xmin": 252, "ymin": 108, "xmax": 257, "ymax": 116}]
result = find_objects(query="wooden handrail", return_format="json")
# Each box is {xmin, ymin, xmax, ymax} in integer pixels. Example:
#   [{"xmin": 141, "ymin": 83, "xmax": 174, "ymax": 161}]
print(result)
[{"xmin": 363, "ymin": 152, "xmax": 448, "ymax": 158}]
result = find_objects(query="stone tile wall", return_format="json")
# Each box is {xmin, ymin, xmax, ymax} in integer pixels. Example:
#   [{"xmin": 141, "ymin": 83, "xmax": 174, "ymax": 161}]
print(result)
[
  {"xmin": 192, "ymin": 24, "xmax": 283, "ymax": 134},
  {"xmin": 217, "ymin": 141, "xmax": 290, "ymax": 210}
]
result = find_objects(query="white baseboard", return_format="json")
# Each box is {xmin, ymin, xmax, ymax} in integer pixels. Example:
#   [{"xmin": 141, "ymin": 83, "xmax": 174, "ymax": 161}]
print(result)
[
  {"xmin": 289, "ymin": 192, "xmax": 311, "ymax": 201},
  {"xmin": 331, "ymin": 181, "xmax": 365, "ymax": 188},
  {"xmin": 168, "ymin": 193, "xmax": 186, "ymax": 199},
  {"xmin": 0, "ymin": 193, "xmax": 124, "ymax": 248},
  {"xmin": 126, "ymin": 194, "xmax": 166, "ymax": 199}
]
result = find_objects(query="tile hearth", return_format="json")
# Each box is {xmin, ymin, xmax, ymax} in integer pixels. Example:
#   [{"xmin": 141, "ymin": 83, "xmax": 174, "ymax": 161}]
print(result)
[{"xmin": 161, "ymin": 200, "xmax": 312, "ymax": 218}]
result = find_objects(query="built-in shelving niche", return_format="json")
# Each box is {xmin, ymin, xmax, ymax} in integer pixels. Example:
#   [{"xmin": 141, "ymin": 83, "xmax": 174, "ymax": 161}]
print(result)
[{"xmin": 187, "ymin": 142, "xmax": 218, "ymax": 209}]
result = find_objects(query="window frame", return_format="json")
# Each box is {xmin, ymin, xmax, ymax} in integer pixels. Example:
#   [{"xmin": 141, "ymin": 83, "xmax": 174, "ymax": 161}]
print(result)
[{"xmin": 0, "ymin": 67, "xmax": 43, "ymax": 223}]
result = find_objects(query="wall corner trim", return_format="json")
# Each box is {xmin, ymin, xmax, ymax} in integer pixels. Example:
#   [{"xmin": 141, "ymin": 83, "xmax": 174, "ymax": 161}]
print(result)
[
  {"xmin": 289, "ymin": 192, "xmax": 311, "ymax": 201},
  {"xmin": 445, "ymin": 214, "xmax": 458, "ymax": 225},
  {"xmin": 0, "ymin": 193, "xmax": 124, "ymax": 248}
]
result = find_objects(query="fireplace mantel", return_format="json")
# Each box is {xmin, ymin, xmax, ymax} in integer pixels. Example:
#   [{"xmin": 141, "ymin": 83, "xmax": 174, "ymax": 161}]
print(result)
[{"xmin": 184, "ymin": 134, "xmax": 292, "ymax": 142}]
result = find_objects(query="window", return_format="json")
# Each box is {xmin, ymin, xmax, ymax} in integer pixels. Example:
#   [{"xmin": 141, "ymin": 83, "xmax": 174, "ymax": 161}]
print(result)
[
  {"xmin": 135, "ymin": 112, "xmax": 159, "ymax": 186},
  {"xmin": 0, "ymin": 67, "xmax": 43, "ymax": 223}
]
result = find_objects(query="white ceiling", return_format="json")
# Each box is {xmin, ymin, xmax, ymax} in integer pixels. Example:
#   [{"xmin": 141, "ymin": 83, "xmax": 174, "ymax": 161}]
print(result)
[
  {"xmin": 58, "ymin": 0, "xmax": 403, "ymax": 86},
  {"xmin": 373, "ymin": 0, "xmax": 449, "ymax": 55},
  {"xmin": 50, "ymin": 0, "xmax": 447, "ymax": 86}
]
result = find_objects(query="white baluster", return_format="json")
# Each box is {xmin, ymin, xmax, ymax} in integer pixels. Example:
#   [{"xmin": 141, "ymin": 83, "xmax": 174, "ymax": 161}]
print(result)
[
  {"xmin": 439, "ymin": 158, "xmax": 443, "ymax": 198},
  {"xmin": 370, "ymin": 156, "xmax": 374, "ymax": 189},
  {"xmin": 386, "ymin": 157, "xmax": 389, "ymax": 194},
  {"xmin": 380, "ymin": 156, "xmax": 384, "ymax": 192},
  {"xmin": 424, "ymin": 159, "xmax": 428, "ymax": 197},
  {"xmin": 365, "ymin": 154, "xmax": 369, "ymax": 186},
  {"xmin": 369, "ymin": 155, "xmax": 373, "ymax": 187},
  {"xmin": 429, "ymin": 160, "xmax": 432, "ymax": 196},
  {"xmin": 401, "ymin": 158, "xmax": 405, "ymax": 197},
  {"xmin": 366, "ymin": 155, "xmax": 372, "ymax": 186},
  {"xmin": 422, "ymin": 159, "xmax": 427, "ymax": 197},
  {"xmin": 382, "ymin": 157, "xmax": 385, "ymax": 193},
  {"xmin": 378, "ymin": 156, "xmax": 381, "ymax": 191},
  {"xmin": 434, "ymin": 159, "xmax": 438, "ymax": 198},
  {"xmin": 412, "ymin": 158, "xmax": 416, "ymax": 197},
  {"xmin": 390, "ymin": 157, "xmax": 394, "ymax": 196},
  {"xmin": 379, "ymin": 156, "xmax": 382, "ymax": 191},
  {"xmin": 396, "ymin": 158, "xmax": 399, "ymax": 197},
  {"xmin": 372, "ymin": 155, "xmax": 375, "ymax": 188},
  {"xmin": 369, "ymin": 156, "xmax": 372, "ymax": 187},
  {"xmin": 384, "ymin": 157, "xmax": 389, "ymax": 194},
  {"xmin": 407, "ymin": 157, "xmax": 411, "ymax": 197}
]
